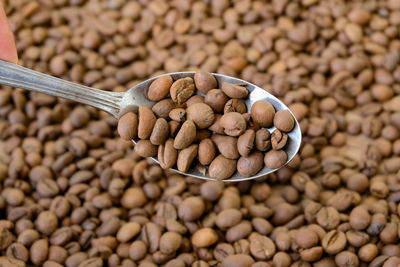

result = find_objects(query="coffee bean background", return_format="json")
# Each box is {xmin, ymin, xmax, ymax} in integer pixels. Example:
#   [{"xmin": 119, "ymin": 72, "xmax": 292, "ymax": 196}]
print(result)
[{"xmin": 1, "ymin": 0, "xmax": 400, "ymax": 266}]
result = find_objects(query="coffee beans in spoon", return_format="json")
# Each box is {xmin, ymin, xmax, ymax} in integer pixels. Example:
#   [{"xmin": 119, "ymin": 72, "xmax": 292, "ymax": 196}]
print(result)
[{"xmin": 117, "ymin": 71, "xmax": 296, "ymax": 180}]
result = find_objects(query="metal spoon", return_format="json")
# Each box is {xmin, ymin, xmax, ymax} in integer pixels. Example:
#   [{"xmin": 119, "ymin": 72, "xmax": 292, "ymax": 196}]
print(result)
[{"xmin": 0, "ymin": 59, "xmax": 301, "ymax": 182}]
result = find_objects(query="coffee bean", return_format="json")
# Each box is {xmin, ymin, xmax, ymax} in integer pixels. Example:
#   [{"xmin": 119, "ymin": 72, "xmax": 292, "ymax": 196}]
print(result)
[
  {"xmin": 178, "ymin": 197, "xmax": 205, "ymax": 221},
  {"xmin": 249, "ymin": 232, "xmax": 276, "ymax": 260},
  {"xmin": 251, "ymin": 100, "xmax": 275, "ymax": 128},
  {"xmin": 194, "ymin": 71, "xmax": 218, "ymax": 94},
  {"xmin": 209, "ymin": 155, "xmax": 237, "ymax": 180},
  {"xmin": 322, "ymin": 230, "xmax": 347, "ymax": 255},
  {"xmin": 186, "ymin": 103, "xmax": 215, "ymax": 129},
  {"xmin": 170, "ymin": 77, "xmax": 195, "ymax": 104},
  {"xmin": 173, "ymin": 120, "xmax": 196, "ymax": 149},
  {"xmin": 220, "ymin": 112, "xmax": 246, "ymax": 137},
  {"xmin": 117, "ymin": 112, "xmax": 138, "ymax": 141},
  {"xmin": 221, "ymin": 254, "xmax": 254, "ymax": 267},
  {"xmin": 221, "ymin": 82, "xmax": 249, "ymax": 99},
  {"xmin": 148, "ymin": 75, "xmax": 173, "ymax": 101},
  {"xmin": 160, "ymin": 232, "xmax": 182, "ymax": 254},
  {"xmin": 264, "ymin": 150, "xmax": 288, "ymax": 169},
  {"xmin": 205, "ymin": 89, "xmax": 228, "ymax": 113}
]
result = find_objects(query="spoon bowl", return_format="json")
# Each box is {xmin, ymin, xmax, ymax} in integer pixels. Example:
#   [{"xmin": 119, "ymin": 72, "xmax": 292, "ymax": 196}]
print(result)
[{"xmin": 0, "ymin": 60, "xmax": 301, "ymax": 182}]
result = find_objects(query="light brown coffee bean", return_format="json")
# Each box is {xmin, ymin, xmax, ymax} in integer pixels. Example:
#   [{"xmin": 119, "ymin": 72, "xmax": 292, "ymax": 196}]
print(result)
[
  {"xmin": 208, "ymin": 114, "xmax": 224, "ymax": 134},
  {"xmin": 205, "ymin": 89, "xmax": 228, "ymax": 113},
  {"xmin": 177, "ymin": 144, "xmax": 198, "ymax": 172},
  {"xmin": 271, "ymin": 129, "xmax": 288, "ymax": 150},
  {"xmin": 30, "ymin": 239, "xmax": 48, "ymax": 266},
  {"xmin": 224, "ymin": 99, "xmax": 247, "ymax": 114},
  {"xmin": 274, "ymin": 110, "xmax": 295, "ymax": 132},
  {"xmin": 251, "ymin": 100, "xmax": 275, "ymax": 128},
  {"xmin": 121, "ymin": 187, "xmax": 147, "ymax": 209},
  {"xmin": 138, "ymin": 106, "xmax": 157, "ymax": 139},
  {"xmin": 169, "ymin": 108, "xmax": 186, "ymax": 122},
  {"xmin": 152, "ymin": 99, "xmax": 175, "ymax": 119},
  {"xmin": 212, "ymin": 134, "xmax": 239, "ymax": 159},
  {"xmin": 249, "ymin": 232, "xmax": 276, "ymax": 260},
  {"xmin": 192, "ymin": 228, "xmax": 218, "ymax": 248},
  {"xmin": 221, "ymin": 254, "xmax": 254, "ymax": 267},
  {"xmin": 264, "ymin": 150, "xmax": 287, "ymax": 169},
  {"xmin": 116, "ymin": 222, "xmax": 141, "ymax": 243},
  {"xmin": 186, "ymin": 103, "xmax": 215, "ymax": 129},
  {"xmin": 194, "ymin": 71, "xmax": 217, "ymax": 94},
  {"xmin": 220, "ymin": 112, "xmax": 246, "ymax": 137},
  {"xmin": 237, "ymin": 151, "xmax": 264, "ymax": 177},
  {"xmin": 147, "ymin": 75, "xmax": 173, "ymax": 101},
  {"xmin": 159, "ymin": 232, "xmax": 182, "ymax": 254},
  {"xmin": 158, "ymin": 138, "xmax": 178, "ymax": 169},
  {"xmin": 221, "ymin": 82, "xmax": 248, "ymax": 99},
  {"xmin": 170, "ymin": 77, "xmax": 195, "ymax": 104},
  {"xmin": 174, "ymin": 120, "xmax": 196, "ymax": 149},
  {"xmin": 178, "ymin": 197, "xmax": 205, "ymax": 221},
  {"xmin": 237, "ymin": 129, "xmax": 255, "ymax": 157},
  {"xmin": 134, "ymin": 140, "xmax": 157, "ymax": 157},
  {"xmin": 117, "ymin": 112, "xmax": 138, "ymax": 141},
  {"xmin": 198, "ymin": 138, "xmax": 216, "ymax": 165},
  {"xmin": 255, "ymin": 129, "xmax": 271, "ymax": 151},
  {"xmin": 209, "ymin": 155, "xmax": 237, "ymax": 180},
  {"xmin": 150, "ymin": 118, "xmax": 169, "ymax": 145}
]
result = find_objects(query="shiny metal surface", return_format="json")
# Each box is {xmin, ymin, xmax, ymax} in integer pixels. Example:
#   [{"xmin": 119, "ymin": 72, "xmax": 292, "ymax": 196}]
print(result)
[{"xmin": 0, "ymin": 60, "xmax": 301, "ymax": 182}]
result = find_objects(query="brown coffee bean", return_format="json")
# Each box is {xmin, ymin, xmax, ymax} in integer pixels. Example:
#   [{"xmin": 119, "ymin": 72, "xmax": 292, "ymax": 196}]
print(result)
[
  {"xmin": 191, "ymin": 228, "xmax": 218, "ymax": 248},
  {"xmin": 0, "ymin": 227, "xmax": 13, "ymax": 250},
  {"xmin": 316, "ymin": 207, "xmax": 340, "ymax": 230},
  {"xmin": 251, "ymin": 100, "xmax": 275, "ymax": 128},
  {"xmin": 335, "ymin": 251, "xmax": 359, "ymax": 267},
  {"xmin": 6, "ymin": 243, "xmax": 29, "ymax": 262},
  {"xmin": 159, "ymin": 232, "xmax": 182, "ymax": 254},
  {"xmin": 220, "ymin": 112, "xmax": 246, "ymax": 136},
  {"xmin": 221, "ymin": 254, "xmax": 254, "ymax": 267},
  {"xmin": 0, "ymin": 257, "xmax": 25, "ymax": 267},
  {"xmin": 138, "ymin": 106, "xmax": 157, "ymax": 139},
  {"xmin": 129, "ymin": 240, "xmax": 147, "ymax": 261},
  {"xmin": 35, "ymin": 211, "xmax": 58, "ymax": 236},
  {"xmin": 174, "ymin": 120, "xmax": 196, "ymax": 149},
  {"xmin": 358, "ymin": 243, "xmax": 378, "ymax": 262},
  {"xmin": 169, "ymin": 108, "xmax": 186, "ymax": 122},
  {"xmin": 212, "ymin": 134, "xmax": 239, "ymax": 159},
  {"xmin": 186, "ymin": 103, "xmax": 215, "ymax": 129},
  {"xmin": 349, "ymin": 206, "xmax": 371, "ymax": 230},
  {"xmin": 216, "ymin": 209, "xmax": 242, "ymax": 229},
  {"xmin": 226, "ymin": 221, "xmax": 252, "ymax": 242},
  {"xmin": 134, "ymin": 140, "xmax": 157, "ymax": 157},
  {"xmin": 178, "ymin": 197, "xmax": 205, "ymax": 221},
  {"xmin": 198, "ymin": 138, "xmax": 216, "ymax": 165},
  {"xmin": 224, "ymin": 99, "xmax": 247, "ymax": 114},
  {"xmin": 221, "ymin": 82, "xmax": 248, "ymax": 99},
  {"xmin": 177, "ymin": 144, "xmax": 198, "ymax": 172},
  {"xmin": 255, "ymin": 129, "xmax": 271, "ymax": 151},
  {"xmin": 141, "ymin": 222, "xmax": 161, "ymax": 253},
  {"xmin": 273, "ymin": 110, "xmax": 295, "ymax": 132},
  {"xmin": 237, "ymin": 129, "xmax": 255, "ymax": 157},
  {"xmin": 152, "ymin": 99, "xmax": 175, "ymax": 119},
  {"xmin": 205, "ymin": 89, "xmax": 228, "ymax": 113},
  {"xmin": 194, "ymin": 71, "xmax": 217, "ymax": 94},
  {"xmin": 321, "ymin": 230, "xmax": 347, "ymax": 255},
  {"xmin": 249, "ymin": 232, "xmax": 276, "ymax": 260},
  {"xmin": 170, "ymin": 77, "xmax": 195, "ymax": 104},
  {"xmin": 209, "ymin": 155, "xmax": 237, "ymax": 180},
  {"xmin": 200, "ymin": 181, "xmax": 224, "ymax": 201},
  {"xmin": 271, "ymin": 129, "xmax": 288, "ymax": 150},
  {"xmin": 158, "ymin": 138, "xmax": 178, "ymax": 169},
  {"xmin": 117, "ymin": 112, "xmax": 138, "ymax": 141},
  {"xmin": 208, "ymin": 114, "xmax": 224, "ymax": 134},
  {"xmin": 150, "ymin": 118, "xmax": 169, "ymax": 145},
  {"xmin": 147, "ymin": 75, "xmax": 173, "ymax": 101},
  {"xmin": 264, "ymin": 150, "xmax": 287, "ymax": 169},
  {"xmin": 237, "ymin": 152, "xmax": 264, "ymax": 177},
  {"xmin": 295, "ymin": 228, "xmax": 319, "ymax": 249},
  {"xmin": 30, "ymin": 239, "xmax": 48, "ymax": 265},
  {"xmin": 121, "ymin": 187, "xmax": 147, "ymax": 209}
]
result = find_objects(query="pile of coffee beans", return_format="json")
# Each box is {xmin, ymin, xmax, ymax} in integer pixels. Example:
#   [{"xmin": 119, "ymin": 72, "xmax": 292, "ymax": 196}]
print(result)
[
  {"xmin": 2, "ymin": 0, "xmax": 400, "ymax": 266},
  {"xmin": 117, "ymin": 71, "xmax": 296, "ymax": 179}
]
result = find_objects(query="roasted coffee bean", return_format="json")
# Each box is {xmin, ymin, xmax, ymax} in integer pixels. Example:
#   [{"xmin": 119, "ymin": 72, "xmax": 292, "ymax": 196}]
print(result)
[
  {"xmin": 186, "ymin": 103, "xmax": 215, "ymax": 129},
  {"xmin": 194, "ymin": 71, "xmax": 218, "ymax": 94},
  {"xmin": 205, "ymin": 89, "xmax": 228, "ymax": 113},
  {"xmin": 251, "ymin": 100, "xmax": 275, "ymax": 128},
  {"xmin": 147, "ymin": 75, "xmax": 173, "ymax": 101},
  {"xmin": 170, "ymin": 77, "xmax": 195, "ymax": 104}
]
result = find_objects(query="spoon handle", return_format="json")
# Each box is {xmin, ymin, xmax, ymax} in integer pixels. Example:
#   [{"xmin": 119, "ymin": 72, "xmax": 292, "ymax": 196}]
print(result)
[{"xmin": 0, "ymin": 60, "xmax": 123, "ymax": 117}]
